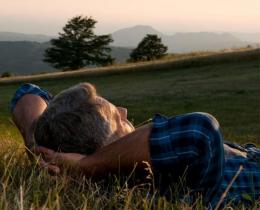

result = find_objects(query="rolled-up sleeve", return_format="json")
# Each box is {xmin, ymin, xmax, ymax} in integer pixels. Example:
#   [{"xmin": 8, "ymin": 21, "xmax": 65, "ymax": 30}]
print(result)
[{"xmin": 10, "ymin": 83, "xmax": 53, "ymax": 112}]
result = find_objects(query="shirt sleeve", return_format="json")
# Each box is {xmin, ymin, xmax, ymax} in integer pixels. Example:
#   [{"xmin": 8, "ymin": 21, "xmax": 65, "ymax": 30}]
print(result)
[{"xmin": 10, "ymin": 83, "xmax": 53, "ymax": 112}]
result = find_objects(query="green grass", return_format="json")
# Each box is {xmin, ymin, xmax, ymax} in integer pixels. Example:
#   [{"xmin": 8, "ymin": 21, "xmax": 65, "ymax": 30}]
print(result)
[{"xmin": 0, "ymin": 49, "xmax": 259, "ymax": 209}]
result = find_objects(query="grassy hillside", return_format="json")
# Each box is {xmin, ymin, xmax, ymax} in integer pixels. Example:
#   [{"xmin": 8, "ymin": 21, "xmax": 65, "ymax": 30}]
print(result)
[{"xmin": 0, "ymin": 49, "xmax": 259, "ymax": 209}]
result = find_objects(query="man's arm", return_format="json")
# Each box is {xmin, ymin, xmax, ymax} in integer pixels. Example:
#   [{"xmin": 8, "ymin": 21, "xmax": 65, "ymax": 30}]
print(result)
[
  {"xmin": 12, "ymin": 94, "xmax": 60, "ymax": 173},
  {"xmin": 37, "ymin": 123, "xmax": 153, "ymax": 177},
  {"xmin": 80, "ymin": 123, "xmax": 152, "ymax": 177},
  {"xmin": 12, "ymin": 94, "xmax": 47, "ymax": 152}
]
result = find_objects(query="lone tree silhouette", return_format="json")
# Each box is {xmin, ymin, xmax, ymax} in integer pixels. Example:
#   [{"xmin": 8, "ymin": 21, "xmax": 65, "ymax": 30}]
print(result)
[
  {"xmin": 129, "ymin": 34, "xmax": 168, "ymax": 62},
  {"xmin": 44, "ymin": 16, "xmax": 114, "ymax": 71}
]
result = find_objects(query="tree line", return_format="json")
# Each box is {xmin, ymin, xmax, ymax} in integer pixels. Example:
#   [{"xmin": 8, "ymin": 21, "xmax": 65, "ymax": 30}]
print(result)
[{"xmin": 45, "ymin": 16, "xmax": 168, "ymax": 71}]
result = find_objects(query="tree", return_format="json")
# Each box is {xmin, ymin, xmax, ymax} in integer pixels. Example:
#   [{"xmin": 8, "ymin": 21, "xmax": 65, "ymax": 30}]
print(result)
[
  {"xmin": 129, "ymin": 34, "xmax": 168, "ymax": 62},
  {"xmin": 44, "ymin": 16, "xmax": 114, "ymax": 71},
  {"xmin": 1, "ymin": 71, "xmax": 13, "ymax": 78}
]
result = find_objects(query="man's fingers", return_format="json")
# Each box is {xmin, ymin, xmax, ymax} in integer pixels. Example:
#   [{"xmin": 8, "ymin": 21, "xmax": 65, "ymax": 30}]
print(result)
[
  {"xmin": 34, "ymin": 146, "xmax": 85, "ymax": 171},
  {"xmin": 33, "ymin": 148, "xmax": 62, "ymax": 175},
  {"xmin": 34, "ymin": 146, "xmax": 57, "ymax": 162},
  {"xmin": 38, "ymin": 158, "xmax": 61, "ymax": 175},
  {"xmin": 47, "ymin": 164, "xmax": 61, "ymax": 175},
  {"xmin": 34, "ymin": 146, "xmax": 54, "ymax": 155}
]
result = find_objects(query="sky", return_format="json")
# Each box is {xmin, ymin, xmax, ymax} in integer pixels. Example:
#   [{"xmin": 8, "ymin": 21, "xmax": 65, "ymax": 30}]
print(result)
[{"xmin": 1, "ymin": 0, "xmax": 260, "ymax": 35}]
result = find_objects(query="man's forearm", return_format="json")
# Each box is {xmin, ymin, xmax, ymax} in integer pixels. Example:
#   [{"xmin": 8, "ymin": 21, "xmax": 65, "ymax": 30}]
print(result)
[{"xmin": 78, "ymin": 123, "xmax": 153, "ymax": 177}]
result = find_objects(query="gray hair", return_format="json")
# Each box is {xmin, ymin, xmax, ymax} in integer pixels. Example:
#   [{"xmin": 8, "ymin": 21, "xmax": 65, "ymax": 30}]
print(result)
[{"xmin": 34, "ymin": 83, "xmax": 114, "ymax": 155}]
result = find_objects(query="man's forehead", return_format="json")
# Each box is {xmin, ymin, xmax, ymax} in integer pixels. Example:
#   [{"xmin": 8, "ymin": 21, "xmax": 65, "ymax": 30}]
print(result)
[
  {"xmin": 96, "ymin": 96, "xmax": 111, "ymax": 106},
  {"xmin": 95, "ymin": 96, "xmax": 117, "ymax": 112}
]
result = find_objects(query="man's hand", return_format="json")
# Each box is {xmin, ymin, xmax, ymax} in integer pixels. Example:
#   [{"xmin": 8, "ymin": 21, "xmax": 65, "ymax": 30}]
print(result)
[
  {"xmin": 34, "ymin": 146, "xmax": 86, "ymax": 174},
  {"xmin": 37, "ymin": 157, "xmax": 61, "ymax": 175}
]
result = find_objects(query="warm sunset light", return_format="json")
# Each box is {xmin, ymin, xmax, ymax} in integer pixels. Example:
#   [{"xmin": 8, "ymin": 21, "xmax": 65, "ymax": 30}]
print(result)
[
  {"xmin": 1, "ymin": 0, "xmax": 260, "ymax": 35},
  {"xmin": 0, "ymin": 1, "xmax": 260, "ymax": 209}
]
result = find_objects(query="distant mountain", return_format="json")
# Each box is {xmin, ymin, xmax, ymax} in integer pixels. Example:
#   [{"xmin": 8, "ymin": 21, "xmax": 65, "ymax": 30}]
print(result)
[
  {"xmin": 0, "ymin": 41, "xmax": 55, "ymax": 75},
  {"xmin": 163, "ymin": 32, "xmax": 247, "ymax": 52},
  {"xmin": 111, "ymin": 25, "xmax": 253, "ymax": 52},
  {"xmin": 1, "ymin": 28, "xmax": 256, "ymax": 55},
  {"xmin": 110, "ymin": 47, "xmax": 132, "ymax": 63},
  {"xmin": 0, "ymin": 32, "xmax": 54, "ymax": 42},
  {"xmin": 112, "ymin": 25, "xmax": 163, "ymax": 47},
  {"xmin": 0, "ymin": 41, "xmax": 132, "ymax": 75},
  {"xmin": 232, "ymin": 33, "xmax": 260, "ymax": 43}
]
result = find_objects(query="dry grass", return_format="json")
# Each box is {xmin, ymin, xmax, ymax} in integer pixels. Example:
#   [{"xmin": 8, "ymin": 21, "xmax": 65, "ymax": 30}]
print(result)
[
  {"xmin": 1, "ymin": 136, "xmax": 259, "ymax": 209},
  {"xmin": 0, "ymin": 136, "xmax": 196, "ymax": 210}
]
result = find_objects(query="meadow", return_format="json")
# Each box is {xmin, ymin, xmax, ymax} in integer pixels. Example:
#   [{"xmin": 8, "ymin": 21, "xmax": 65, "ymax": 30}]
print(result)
[{"xmin": 0, "ymin": 49, "xmax": 259, "ymax": 209}]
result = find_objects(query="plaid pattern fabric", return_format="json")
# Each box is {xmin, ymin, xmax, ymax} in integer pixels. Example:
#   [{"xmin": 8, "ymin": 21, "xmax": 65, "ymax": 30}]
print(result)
[
  {"xmin": 211, "ymin": 150, "xmax": 260, "ymax": 207},
  {"xmin": 10, "ymin": 83, "xmax": 53, "ymax": 112},
  {"xmin": 149, "ymin": 112, "xmax": 225, "ymax": 204},
  {"xmin": 149, "ymin": 112, "xmax": 260, "ymax": 207}
]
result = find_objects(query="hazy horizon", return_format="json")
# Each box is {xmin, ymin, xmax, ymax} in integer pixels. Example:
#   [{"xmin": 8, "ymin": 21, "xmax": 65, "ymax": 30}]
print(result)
[{"xmin": 1, "ymin": 0, "xmax": 260, "ymax": 36}]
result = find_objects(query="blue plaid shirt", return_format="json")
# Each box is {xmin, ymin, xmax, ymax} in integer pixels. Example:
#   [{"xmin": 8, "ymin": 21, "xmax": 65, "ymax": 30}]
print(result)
[
  {"xmin": 149, "ymin": 113, "xmax": 260, "ymax": 208},
  {"xmin": 212, "ymin": 151, "xmax": 260, "ymax": 207}
]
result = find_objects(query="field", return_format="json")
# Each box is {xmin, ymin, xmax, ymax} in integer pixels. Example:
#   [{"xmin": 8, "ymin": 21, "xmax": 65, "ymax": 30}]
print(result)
[{"xmin": 0, "ymin": 49, "xmax": 259, "ymax": 209}]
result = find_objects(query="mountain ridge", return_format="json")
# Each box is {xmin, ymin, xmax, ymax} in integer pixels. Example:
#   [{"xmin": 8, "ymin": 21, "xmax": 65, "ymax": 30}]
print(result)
[
  {"xmin": 1, "ymin": 26, "xmax": 259, "ymax": 50},
  {"xmin": 111, "ymin": 25, "xmax": 255, "ymax": 52},
  {"xmin": 0, "ymin": 32, "xmax": 54, "ymax": 43},
  {"xmin": 0, "ymin": 41, "xmax": 132, "ymax": 75}
]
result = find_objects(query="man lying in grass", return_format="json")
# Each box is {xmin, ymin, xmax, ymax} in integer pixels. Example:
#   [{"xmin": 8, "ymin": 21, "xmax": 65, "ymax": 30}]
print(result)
[
  {"xmin": 11, "ymin": 83, "xmax": 134, "ymax": 171},
  {"xmin": 11, "ymin": 83, "xmax": 260, "ymax": 208}
]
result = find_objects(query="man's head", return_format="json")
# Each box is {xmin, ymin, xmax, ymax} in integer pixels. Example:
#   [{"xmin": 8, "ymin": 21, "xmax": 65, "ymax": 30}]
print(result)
[{"xmin": 34, "ymin": 83, "xmax": 134, "ymax": 155}]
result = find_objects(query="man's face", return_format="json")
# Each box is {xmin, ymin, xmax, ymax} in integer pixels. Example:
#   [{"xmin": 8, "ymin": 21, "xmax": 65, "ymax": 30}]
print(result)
[{"xmin": 96, "ymin": 96, "xmax": 135, "ymax": 138}]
